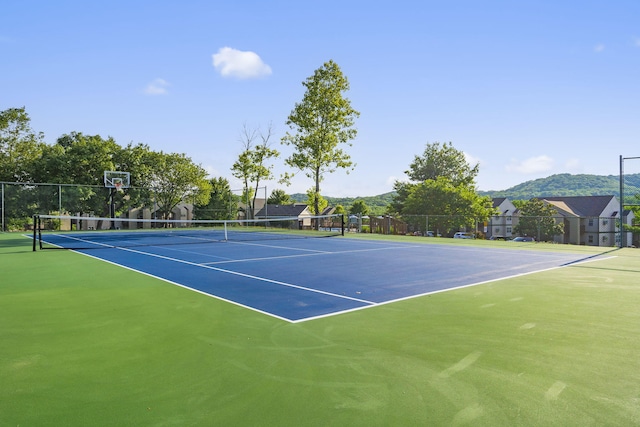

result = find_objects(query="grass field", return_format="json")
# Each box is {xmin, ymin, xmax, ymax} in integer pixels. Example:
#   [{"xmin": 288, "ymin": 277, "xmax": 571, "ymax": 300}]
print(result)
[{"xmin": 1, "ymin": 232, "xmax": 639, "ymax": 426}]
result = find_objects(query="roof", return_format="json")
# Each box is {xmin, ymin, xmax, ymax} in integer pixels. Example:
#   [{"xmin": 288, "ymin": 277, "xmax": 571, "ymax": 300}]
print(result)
[
  {"xmin": 254, "ymin": 204, "xmax": 309, "ymax": 218},
  {"xmin": 492, "ymin": 197, "xmax": 507, "ymax": 208},
  {"xmin": 541, "ymin": 195, "xmax": 617, "ymax": 217}
]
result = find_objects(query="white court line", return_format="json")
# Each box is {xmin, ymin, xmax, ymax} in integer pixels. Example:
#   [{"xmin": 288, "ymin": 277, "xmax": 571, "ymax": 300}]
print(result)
[
  {"xmin": 288, "ymin": 255, "xmax": 618, "ymax": 323},
  {"xmin": 202, "ymin": 244, "xmax": 416, "ymax": 265},
  {"xmin": 66, "ymin": 249, "xmax": 296, "ymax": 323},
  {"xmin": 116, "ymin": 245, "xmax": 376, "ymax": 305},
  {"xmin": 45, "ymin": 234, "xmax": 616, "ymax": 323}
]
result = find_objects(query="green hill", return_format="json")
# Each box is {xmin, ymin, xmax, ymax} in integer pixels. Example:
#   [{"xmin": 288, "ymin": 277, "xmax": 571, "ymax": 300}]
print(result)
[
  {"xmin": 287, "ymin": 173, "xmax": 640, "ymax": 211},
  {"xmin": 480, "ymin": 173, "xmax": 640, "ymax": 200},
  {"xmin": 290, "ymin": 192, "xmax": 395, "ymax": 215}
]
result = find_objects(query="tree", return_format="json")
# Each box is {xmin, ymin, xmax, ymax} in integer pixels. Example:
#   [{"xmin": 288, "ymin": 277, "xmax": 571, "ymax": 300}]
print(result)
[
  {"xmin": 349, "ymin": 199, "xmax": 369, "ymax": 216},
  {"xmin": 402, "ymin": 177, "xmax": 495, "ymax": 235},
  {"xmin": 406, "ymin": 141, "xmax": 479, "ymax": 186},
  {"xmin": 147, "ymin": 152, "xmax": 211, "ymax": 220},
  {"xmin": 306, "ymin": 188, "xmax": 328, "ymax": 215},
  {"xmin": 390, "ymin": 141, "xmax": 492, "ymax": 233},
  {"xmin": 267, "ymin": 189, "xmax": 292, "ymax": 205},
  {"xmin": 514, "ymin": 198, "xmax": 564, "ymax": 241},
  {"xmin": 334, "ymin": 204, "xmax": 346, "ymax": 215},
  {"xmin": 392, "ymin": 141, "xmax": 480, "ymax": 214},
  {"xmin": 281, "ymin": 60, "xmax": 359, "ymax": 218},
  {"xmin": 35, "ymin": 132, "xmax": 122, "ymax": 217},
  {"xmin": 231, "ymin": 123, "xmax": 279, "ymax": 219},
  {"xmin": 193, "ymin": 177, "xmax": 236, "ymax": 220},
  {"xmin": 0, "ymin": 107, "xmax": 45, "ymax": 182}
]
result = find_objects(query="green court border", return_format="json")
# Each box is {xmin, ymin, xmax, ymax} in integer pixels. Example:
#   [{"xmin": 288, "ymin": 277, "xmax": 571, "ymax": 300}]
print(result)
[{"xmin": 2, "ymin": 232, "xmax": 639, "ymax": 426}]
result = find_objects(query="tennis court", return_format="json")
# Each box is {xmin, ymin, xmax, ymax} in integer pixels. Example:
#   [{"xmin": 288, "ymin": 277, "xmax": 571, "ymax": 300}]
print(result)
[{"xmin": 36, "ymin": 224, "xmax": 600, "ymax": 322}]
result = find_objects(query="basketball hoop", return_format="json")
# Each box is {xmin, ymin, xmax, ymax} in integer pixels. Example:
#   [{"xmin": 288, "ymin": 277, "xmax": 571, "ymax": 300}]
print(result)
[{"xmin": 104, "ymin": 171, "xmax": 130, "ymax": 190}]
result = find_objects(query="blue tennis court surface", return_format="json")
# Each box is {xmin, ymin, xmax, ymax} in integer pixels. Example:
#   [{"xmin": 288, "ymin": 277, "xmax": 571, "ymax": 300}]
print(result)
[{"xmin": 41, "ymin": 234, "xmax": 597, "ymax": 322}]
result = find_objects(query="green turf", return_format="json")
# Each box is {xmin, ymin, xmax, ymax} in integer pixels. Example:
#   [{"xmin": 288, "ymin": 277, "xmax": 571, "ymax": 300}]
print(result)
[{"xmin": 1, "ymin": 233, "xmax": 639, "ymax": 426}]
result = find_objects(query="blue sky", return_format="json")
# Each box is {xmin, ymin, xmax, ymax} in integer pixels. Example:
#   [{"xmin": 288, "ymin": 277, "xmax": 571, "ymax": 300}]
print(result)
[{"xmin": 3, "ymin": 1, "xmax": 640, "ymax": 197}]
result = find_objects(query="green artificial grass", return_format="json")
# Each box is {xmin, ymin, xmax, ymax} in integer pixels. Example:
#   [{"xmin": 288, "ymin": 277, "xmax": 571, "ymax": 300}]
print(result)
[{"xmin": 1, "ymin": 232, "xmax": 639, "ymax": 426}]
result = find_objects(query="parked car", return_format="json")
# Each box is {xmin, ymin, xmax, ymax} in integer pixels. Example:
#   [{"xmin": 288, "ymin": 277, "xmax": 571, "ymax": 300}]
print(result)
[
  {"xmin": 453, "ymin": 232, "xmax": 473, "ymax": 239},
  {"xmin": 512, "ymin": 236, "xmax": 535, "ymax": 242},
  {"xmin": 426, "ymin": 231, "xmax": 441, "ymax": 237}
]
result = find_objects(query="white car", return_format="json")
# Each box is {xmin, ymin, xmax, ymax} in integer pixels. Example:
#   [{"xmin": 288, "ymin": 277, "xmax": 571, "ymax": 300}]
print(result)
[{"xmin": 453, "ymin": 232, "xmax": 473, "ymax": 239}]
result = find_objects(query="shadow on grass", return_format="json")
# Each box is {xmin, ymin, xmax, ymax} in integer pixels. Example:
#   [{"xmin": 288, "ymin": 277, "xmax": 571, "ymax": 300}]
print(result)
[
  {"xmin": 564, "ymin": 248, "xmax": 640, "ymax": 273},
  {"xmin": 568, "ymin": 264, "xmax": 640, "ymax": 274},
  {"xmin": 0, "ymin": 234, "xmax": 34, "ymax": 254}
]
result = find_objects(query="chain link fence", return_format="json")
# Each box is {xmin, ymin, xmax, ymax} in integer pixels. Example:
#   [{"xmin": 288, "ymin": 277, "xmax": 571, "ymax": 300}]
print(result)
[
  {"xmin": 347, "ymin": 213, "xmax": 635, "ymax": 247},
  {"xmin": 1, "ymin": 181, "xmax": 157, "ymax": 232}
]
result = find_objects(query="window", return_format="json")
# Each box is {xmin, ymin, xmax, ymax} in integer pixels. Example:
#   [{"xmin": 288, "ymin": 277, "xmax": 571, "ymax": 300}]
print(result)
[
  {"xmin": 506, "ymin": 227, "xmax": 512, "ymax": 233},
  {"xmin": 506, "ymin": 216, "xmax": 512, "ymax": 222},
  {"xmin": 588, "ymin": 218, "xmax": 594, "ymax": 226},
  {"xmin": 602, "ymin": 219, "xmax": 608, "ymax": 226},
  {"xmin": 588, "ymin": 235, "xmax": 594, "ymax": 243}
]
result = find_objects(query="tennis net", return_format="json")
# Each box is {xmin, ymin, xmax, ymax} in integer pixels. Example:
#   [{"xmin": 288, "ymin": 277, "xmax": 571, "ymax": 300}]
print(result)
[{"xmin": 32, "ymin": 214, "xmax": 344, "ymax": 251}]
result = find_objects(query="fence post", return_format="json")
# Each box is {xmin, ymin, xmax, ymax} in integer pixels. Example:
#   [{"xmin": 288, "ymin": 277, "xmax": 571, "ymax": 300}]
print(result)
[
  {"xmin": 1, "ymin": 182, "xmax": 4, "ymax": 232},
  {"xmin": 32, "ymin": 215, "xmax": 37, "ymax": 251}
]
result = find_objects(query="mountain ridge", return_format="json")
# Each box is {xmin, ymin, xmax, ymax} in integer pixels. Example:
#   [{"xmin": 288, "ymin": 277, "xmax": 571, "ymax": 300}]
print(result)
[{"xmin": 290, "ymin": 173, "xmax": 640, "ymax": 213}]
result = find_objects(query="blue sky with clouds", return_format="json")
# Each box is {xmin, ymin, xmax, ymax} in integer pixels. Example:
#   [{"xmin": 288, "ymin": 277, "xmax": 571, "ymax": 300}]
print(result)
[{"xmin": 3, "ymin": 1, "xmax": 640, "ymax": 197}]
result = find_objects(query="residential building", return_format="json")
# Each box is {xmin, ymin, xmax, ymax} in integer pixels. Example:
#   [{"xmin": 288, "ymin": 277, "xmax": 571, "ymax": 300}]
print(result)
[
  {"xmin": 254, "ymin": 204, "xmax": 314, "ymax": 228},
  {"xmin": 541, "ymin": 195, "xmax": 635, "ymax": 247},
  {"xmin": 486, "ymin": 197, "xmax": 517, "ymax": 239}
]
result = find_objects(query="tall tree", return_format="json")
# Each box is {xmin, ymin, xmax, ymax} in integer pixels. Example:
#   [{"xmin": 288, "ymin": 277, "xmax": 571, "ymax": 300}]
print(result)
[
  {"xmin": 36, "ymin": 132, "xmax": 122, "ymax": 216},
  {"xmin": 349, "ymin": 199, "xmax": 370, "ymax": 216},
  {"xmin": 514, "ymin": 198, "xmax": 564, "ymax": 241},
  {"xmin": 391, "ymin": 141, "xmax": 483, "ymax": 218},
  {"xmin": 0, "ymin": 107, "xmax": 45, "ymax": 182},
  {"xmin": 267, "ymin": 189, "xmax": 292, "ymax": 205},
  {"xmin": 406, "ymin": 141, "xmax": 479, "ymax": 186},
  {"xmin": 193, "ymin": 177, "xmax": 236, "ymax": 220},
  {"xmin": 306, "ymin": 188, "xmax": 328, "ymax": 215},
  {"xmin": 281, "ymin": 60, "xmax": 360, "ymax": 218},
  {"xmin": 231, "ymin": 123, "xmax": 279, "ymax": 219},
  {"xmin": 147, "ymin": 152, "xmax": 211, "ymax": 220},
  {"xmin": 402, "ymin": 177, "xmax": 495, "ymax": 235}
]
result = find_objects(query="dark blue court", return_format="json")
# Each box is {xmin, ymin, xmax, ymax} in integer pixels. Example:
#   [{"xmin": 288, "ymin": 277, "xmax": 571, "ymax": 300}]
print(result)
[{"xmin": 40, "ymin": 234, "xmax": 595, "ymax": 322}]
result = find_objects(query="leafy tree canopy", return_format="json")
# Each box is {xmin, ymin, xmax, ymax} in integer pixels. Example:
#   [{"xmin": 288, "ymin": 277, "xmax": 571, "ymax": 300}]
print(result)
[
  {"xmin": 514, "ymin": 198, "xmax": 564, "ymax": 241},
  {"xmin": 349, "ymin": 199, "xmax": 370, "ymax": 216},
  {"xmin": 282, "ymin": 60, "xmax": 359, "ymax": 218},
  {"xmin": 231, "ymin": 123, "xmax": 278, "ymax": 219},
  {"xmin": 267, "ymin": 189, "xmax": 292, "ymax": 205},
  {"xmin": 401, "ymin": 177, "xmax": 495, "ymax": 234},
  {"xmin": 193, "ymin": 177, "xmax": 236, "ymax": 220},
  {"xmin": 406, "ymin": 141, "xmax": 479, "ymax": 186},
  {"xmin": 148, "ymin": 152, "xmax": 211, "ymax": 219},
  {"xmin": 391, "ymin": 141, "xmax": 490, "ymax": 228},
  {"xmin": 0, "ymin": 107, "xmax": 45, "ymax": 182},
  {"xmin": 306, "ymin": 188, "xmax": 328, "ymax": 215}
]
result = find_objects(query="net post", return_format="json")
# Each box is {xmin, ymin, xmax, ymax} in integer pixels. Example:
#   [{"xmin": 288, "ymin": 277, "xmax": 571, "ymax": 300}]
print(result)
[
  {"xmin": 38, "ymin": 216, "xmax": 43, "ymax": 250},
  {"xmin": 341, "ymin": 214, "xmax": 345, "ymax": 236},
  {"xmin": 224, "ymin": 220, "xmax": 229, "ymax": 241},
  {"xmin": 32, "ymin": 215, "xmax": 37, "ymax": 251}
]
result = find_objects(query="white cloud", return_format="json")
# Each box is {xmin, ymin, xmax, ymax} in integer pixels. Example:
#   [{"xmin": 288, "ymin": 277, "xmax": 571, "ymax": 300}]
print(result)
[
  {"xmin": 144, "ymin": 78, "xmax": 170, "ymax": 95},
  {"xmin": 594, "ymin": 43, "xmax": 605, "ymax": 53},
  {"xmin": 506, "ymin": 155, "xmax": 554, "ymax": 174},
  {"xmin": 386, "ymin": 175, "xmax": 399, "ymax": 187},
  {"xmin": 464, "ymin": 152, "xmax": 482, "ymax": 167},
  {"xmin": 212, "ymin": 47, "xmax": 272, "ymax": 79}
]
